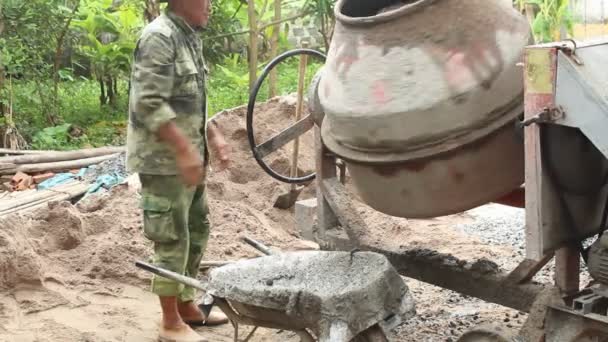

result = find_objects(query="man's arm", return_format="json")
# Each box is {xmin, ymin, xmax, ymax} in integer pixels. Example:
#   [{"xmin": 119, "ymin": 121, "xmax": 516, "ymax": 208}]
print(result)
[
  {"xmin": 132, "ymin": 32, "xmax": 203, "ymax": 185},
  {"xmin": 207, "ymin": 120, "xmax": 230, "ymax": 170}
]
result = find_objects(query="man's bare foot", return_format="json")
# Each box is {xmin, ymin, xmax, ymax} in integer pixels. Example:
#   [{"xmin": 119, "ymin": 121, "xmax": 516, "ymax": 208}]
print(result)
[
  {"xmin": 159, "ymin": 322, "xmax": 206, "ymax": 342},
  {"xmin": 178, "ymin": 301, "xmax": 204, "ymax": 321},
  {"xmin": 178, "ymin": 301, "xmax": 229, "ymax": 326}
]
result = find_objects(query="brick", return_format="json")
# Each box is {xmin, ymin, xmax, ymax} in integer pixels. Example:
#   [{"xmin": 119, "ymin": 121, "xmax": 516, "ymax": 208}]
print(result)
[{"xmin": 295, "ymin": 198, "xmax": 317, "ymax": 241}]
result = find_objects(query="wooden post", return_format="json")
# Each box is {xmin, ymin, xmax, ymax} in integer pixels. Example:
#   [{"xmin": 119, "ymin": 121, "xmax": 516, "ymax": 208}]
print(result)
[
  {"xmin": 0, "ymin": 2, "xmax": 5, "ymax": 116},
  {"xmin": 314, "ymin": 126, "xmax": 338, "ymax": 239},
  {"xmin": 268, "ymin": 0, "xmax": 281, "ymax": 98},
  {"xmin": 555, "ymin": 245, "xmax": 580, "ymax": 296},
  {"xmin": 524, "ymin": 3, "xmax": 537, "ymax": 29},
  {"xmin": 524, "ymin": 46, "xmax": 558, "ymax": 261},
  {"xmin": 247, "ymin": 0, "xmax": 258, "ymax": 92},
  {"xmin": 288, "ymin": 47, "xmax": 308, "ymax": 190}
]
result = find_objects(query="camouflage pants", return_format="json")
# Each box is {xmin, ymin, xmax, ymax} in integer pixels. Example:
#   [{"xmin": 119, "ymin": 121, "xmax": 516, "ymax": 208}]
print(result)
[{"xmin": 139, "ymin": 174, "xmax": 210, "ymax": 302}]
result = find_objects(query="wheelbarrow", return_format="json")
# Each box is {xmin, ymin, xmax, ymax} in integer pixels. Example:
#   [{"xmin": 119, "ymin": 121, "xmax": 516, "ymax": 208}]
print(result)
[{"xmin": 135, "ymin": 248, "xmax": 415, "ymax": 342}]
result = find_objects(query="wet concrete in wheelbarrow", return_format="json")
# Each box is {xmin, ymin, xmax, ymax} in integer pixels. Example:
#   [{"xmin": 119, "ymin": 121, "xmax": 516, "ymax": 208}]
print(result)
[{"xmin": 206, "ymin": 251, "xmax": 415, "ymax": 341}]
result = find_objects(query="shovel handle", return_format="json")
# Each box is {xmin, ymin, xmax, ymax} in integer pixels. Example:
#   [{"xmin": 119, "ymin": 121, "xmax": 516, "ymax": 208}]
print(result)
[{"xmin": 135, "ymin": 261, "xmax": 207, "ymax": 292}]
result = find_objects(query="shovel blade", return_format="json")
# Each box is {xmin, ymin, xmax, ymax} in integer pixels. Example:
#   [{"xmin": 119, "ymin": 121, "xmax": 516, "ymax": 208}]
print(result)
[{"xmin": 273, "ymin": 187, "xmax": 304, "ymax": 209}]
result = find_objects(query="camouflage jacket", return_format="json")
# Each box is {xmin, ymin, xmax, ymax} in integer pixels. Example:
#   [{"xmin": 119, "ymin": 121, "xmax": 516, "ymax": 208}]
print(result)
[{"xmin": 126, "ymin": 10, "xmax": 209, "ymax": 176}]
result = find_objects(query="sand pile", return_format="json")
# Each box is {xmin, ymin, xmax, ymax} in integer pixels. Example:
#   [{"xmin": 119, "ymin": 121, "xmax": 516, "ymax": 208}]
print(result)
[{"xmin": 0, "ymin": 97, "xmax": 317, "ymax": 291}]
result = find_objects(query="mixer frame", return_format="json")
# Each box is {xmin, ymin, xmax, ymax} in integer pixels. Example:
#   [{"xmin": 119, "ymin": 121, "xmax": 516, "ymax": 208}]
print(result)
[{"xmin": 308, "ymin": 38, "xmax": 608, "ymax": 340}]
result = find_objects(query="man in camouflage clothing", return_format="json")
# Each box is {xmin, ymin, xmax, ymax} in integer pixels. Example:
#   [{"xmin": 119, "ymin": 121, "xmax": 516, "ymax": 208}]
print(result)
[{"xmin": 126, "ymin": 0, "xmax": 229, "ymax": 340}]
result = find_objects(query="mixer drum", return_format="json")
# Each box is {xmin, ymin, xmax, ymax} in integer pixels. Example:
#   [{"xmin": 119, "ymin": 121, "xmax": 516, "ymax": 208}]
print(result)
[{"xmin": 318, "ymin": 0, "xmax": 531, "ymax": 218}]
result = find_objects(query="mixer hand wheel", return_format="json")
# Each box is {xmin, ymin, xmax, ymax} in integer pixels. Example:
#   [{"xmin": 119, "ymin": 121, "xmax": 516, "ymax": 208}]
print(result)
[{"xmin": 246, "ymin": 48, "xmax": 326, "ymax": 184}]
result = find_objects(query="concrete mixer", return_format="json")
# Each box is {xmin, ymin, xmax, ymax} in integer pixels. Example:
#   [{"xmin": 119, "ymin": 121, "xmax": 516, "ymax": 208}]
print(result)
[{"xmin": 245, "ymin": 0, "xmax": 608, "ymax": 340}]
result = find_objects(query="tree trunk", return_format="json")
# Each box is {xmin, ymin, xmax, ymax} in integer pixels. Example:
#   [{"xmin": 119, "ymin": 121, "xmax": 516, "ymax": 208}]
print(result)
[
  {"xmin": 144, "ymin": 0, "xmax": 160, "ymax": 23},
  {"xmin": 0, "ymin": 2, "xmax": 6, "ymax": 116},
  {"xmin": 268, "ymin": 0, "xmax": 281, "ymax": 98},
  {"xmin": 99, "ymin": 77, "xmax": 107, "ymax": 106},
  {"xmin": 106, "ymin": 77, "xmax": 116, "ymax": 107},
  {"xmin": 53, "ymin": 1, "xmax": 80, "ymax": 119}
]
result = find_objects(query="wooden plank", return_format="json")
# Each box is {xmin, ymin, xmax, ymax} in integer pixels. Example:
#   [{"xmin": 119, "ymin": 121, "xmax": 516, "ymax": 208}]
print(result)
[
  {"xmin": 323, "ymin": 229, "xmax": 545, "ymax": 313},
  {"xmin": 322, "ymin": 178, "xmax": 366, "ymax": 246},
  {"xmin": 256, "ymin": 115, "xmax": 314, "ymax": 159},
  {"xmin": 0, "ymin": 182, "xmax": 89, "ymax": 216},
  {"xmin": 0, "ymin": 181, "xmax": 87, "ymax": 212},
  {"xmin": 507, "ymin": 253, "xmax": 554, "ymax": 284}
]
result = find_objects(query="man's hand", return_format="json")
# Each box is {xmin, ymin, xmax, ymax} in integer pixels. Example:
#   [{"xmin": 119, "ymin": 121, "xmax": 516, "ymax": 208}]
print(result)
[
  {"xmin": 207, "ymin": 121, "xmax": 231, "ymax": 171},
  {"xmin": 157, "ymin": 121, "xmax": 204, "ymax": 186},
  {"xmin": 176, "ymin": 146, "xmax": 205, "ymax": 186}
]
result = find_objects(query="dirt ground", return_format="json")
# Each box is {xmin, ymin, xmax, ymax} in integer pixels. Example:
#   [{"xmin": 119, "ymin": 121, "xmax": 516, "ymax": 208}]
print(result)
[{"xmin": 0, "ymin": 98, "xmax": 528, "ymax": 341}]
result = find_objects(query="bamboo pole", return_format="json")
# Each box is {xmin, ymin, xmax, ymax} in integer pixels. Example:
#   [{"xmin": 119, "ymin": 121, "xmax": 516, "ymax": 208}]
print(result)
[
  {"xmin": 0, "ymin": 146, "xmax": 124, "ymax": 164},
  {"xmin": 202, "ymin": 11, "xmax": 310, "ymax": 42},
  {"xmin": 0, "ymin": 154, "xmax": 119, "ymax": 175},
  {"xmin": 247, "ymin": 0, "xmax": 258, "ymax": 92},
  {"xmin": 0, "ymin": 148, "xmax": 55, "ymax": 155},
  {"xmin": 269, "ymin": 0, "xmax": 281, "ymax": 97}
]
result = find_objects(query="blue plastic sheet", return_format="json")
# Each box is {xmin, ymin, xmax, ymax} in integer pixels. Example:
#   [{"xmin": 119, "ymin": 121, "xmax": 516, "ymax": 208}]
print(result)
[
  {"xmin": 36, "ymin": 167, "xmax": 124, "ymax": 196},
  {"xmin": 85, "ymin": 172, "xmax": 125, "ymax": 195},
  {"xmin": 37, "ymin": 173, "xmax": 76, "ymax": 190}
]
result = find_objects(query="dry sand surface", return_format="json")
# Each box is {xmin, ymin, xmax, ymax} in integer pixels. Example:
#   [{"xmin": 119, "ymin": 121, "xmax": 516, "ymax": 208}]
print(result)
[{"xmin": 0, "ymin": 98, "xmax": 535, "ymax": 341}]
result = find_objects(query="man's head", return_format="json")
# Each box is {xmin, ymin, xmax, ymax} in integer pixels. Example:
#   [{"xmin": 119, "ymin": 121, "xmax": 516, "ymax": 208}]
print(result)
[{"xmin": 163, "ymin": 0, "xmax": 211, "ymax": 28}]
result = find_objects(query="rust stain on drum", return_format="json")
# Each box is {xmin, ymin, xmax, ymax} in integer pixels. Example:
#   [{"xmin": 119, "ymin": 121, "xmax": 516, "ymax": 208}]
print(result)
[{"xmin": 372, "ymin": 160, "xmax": 428, "ymax": 177}]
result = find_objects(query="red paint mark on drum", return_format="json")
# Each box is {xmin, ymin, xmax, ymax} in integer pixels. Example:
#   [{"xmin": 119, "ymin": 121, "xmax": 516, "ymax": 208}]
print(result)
[
  {"xmin": 336, "ymin": 55, "xmax": 358, "ymax": 75},
  {"xmin": 371, "ymin": 80, "xmax": 389, "ymax": 105}
]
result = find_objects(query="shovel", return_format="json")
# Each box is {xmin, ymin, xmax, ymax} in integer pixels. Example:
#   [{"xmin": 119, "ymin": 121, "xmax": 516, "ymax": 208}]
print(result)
[
  {"xmin": 273, "ymin": 45, "xmax": 308, "ymax": 209},
  {"xmin": 135, "ymin": 261, "xmax": 215, "ymax": 318}
]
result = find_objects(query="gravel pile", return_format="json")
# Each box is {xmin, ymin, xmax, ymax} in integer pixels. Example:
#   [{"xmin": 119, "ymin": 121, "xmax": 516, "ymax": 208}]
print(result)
[
  {"xmin": 455, "ymin": 203, "xmax": 594, "ymax": 284},
  {"xmin": 83, "ymin": 152, "xmax": 127, "ymax": 183},
  {"xmin": 455, "ymin": 204, "xmax": 526, "ymax": 251}
]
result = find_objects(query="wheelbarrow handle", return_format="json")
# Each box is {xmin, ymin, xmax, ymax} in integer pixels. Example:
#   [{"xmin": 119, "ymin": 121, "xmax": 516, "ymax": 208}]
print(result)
[
  {"xmin": 242, "ymin": 236, "xmax": 274, "ymax": 255},
  {"xmin": 135, "ymin": 261, "xmax": 207, "ymax": 292}
]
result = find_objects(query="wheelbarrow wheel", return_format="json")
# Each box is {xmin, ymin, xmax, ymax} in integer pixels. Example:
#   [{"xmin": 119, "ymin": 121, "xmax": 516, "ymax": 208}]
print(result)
[{"xmin": 351, "ymin": 324, "xmax": 389, "ymax": 342}]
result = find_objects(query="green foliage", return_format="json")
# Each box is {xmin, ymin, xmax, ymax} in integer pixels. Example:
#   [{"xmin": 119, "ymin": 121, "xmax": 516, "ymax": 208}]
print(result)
[
  {"xmin": 520, "ymin": 0, "xmax": 574, "ymax": 43},
  {"xmin": 207, "ymin": 54, "xmax": 323, "ymax": 116},
  {"xmin": 11, "ymin": 79, "xmax": 127, "ymax": 144},
  {"xmin": 71, "ymin": 0, "xmax": 140, "ymax": 78},
  {"xmin": 1, "ymin": 0, "xmax": 74, "ymax": 76},
  {"xmin": 11, "ymin": 56, "xmax": 314, "ymax": 149},
  {"xmin": 2, "ymin": 0, "xmax": 331, "ymax": 150},
  {"xmin": 201, "ymin": 0, "xmax": 247, "ymax": 64},
  {"xmin": 31, "ymin": 124, "xmax": 80, "ymax": 150}
]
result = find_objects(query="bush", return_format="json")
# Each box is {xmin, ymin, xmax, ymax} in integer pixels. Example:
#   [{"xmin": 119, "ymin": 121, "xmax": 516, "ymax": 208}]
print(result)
[{"xmin": 11, "ymin": 56, "xmax": 322, "ymax": 150}]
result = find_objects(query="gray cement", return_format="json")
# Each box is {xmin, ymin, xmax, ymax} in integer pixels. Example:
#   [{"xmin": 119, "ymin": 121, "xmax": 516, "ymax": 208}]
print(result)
[{"xmin": 207, "ymin": 251, "xmax": 416, "ymax": 342}]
